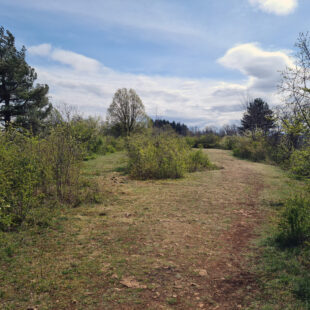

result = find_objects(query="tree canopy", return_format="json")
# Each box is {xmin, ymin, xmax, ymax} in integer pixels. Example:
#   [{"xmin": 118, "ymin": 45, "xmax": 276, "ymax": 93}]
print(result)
[
  {"xmin": 239, "ymin": 98, "xmax": 275, "ymax": 136},
  {"xmin": 0, "ymin": 26, "xmax": 52, "ymax": 133},
  {"xmin": 153, "ymin": 119, "xmax": 189, "ymax": 136},
  {"xmin": 279, "ymin": 32, "xmax": 310, "ymax": 133},
  {"xmin": 107, "ymin": 88, "xmax": 147, "ymax": 136}
]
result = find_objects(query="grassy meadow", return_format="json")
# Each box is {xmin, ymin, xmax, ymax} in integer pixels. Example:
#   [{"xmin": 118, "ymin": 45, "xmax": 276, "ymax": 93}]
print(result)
[{"xmin": 1, "ymin": 149, "xmax": 308, "ymax": 309}]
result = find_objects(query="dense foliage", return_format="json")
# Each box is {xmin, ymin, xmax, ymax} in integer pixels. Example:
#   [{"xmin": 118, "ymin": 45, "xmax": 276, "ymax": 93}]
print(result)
[
  {"xmin": 0, "ymin": 124, "xmax": 99, "ymax": 231},
  {"xmin": 126, "ymin": 131, "xmax": 213, "ymax": 179},
  {"xmin": 153, "ymin": 119, "xmax": 189, "ymax": 136},
  {"xmin": 239, "ymin": 98, "xmax": 275, "ymax": 136},
  {"xmin": 0, "ymin": 27, "xmax": 52, "ymax": 133}
]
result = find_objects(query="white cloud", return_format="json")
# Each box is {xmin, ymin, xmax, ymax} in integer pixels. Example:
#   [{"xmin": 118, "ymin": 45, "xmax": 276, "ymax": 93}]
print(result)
[
  {"xmin": 50, "ymin": 49, "xmax": 101, "ymax": 73},
  {"xmin": 218, "ymin": 43, "xmax": 293, "ymax": 91},
  {"xmin": 29, "ymin": 43, "xmax": 291, "ymax": 128},
  {"xmin": 249, "ymin": 0, "xmax": 298, "ymax": 15},
  {"xmin": 28, "ymin": 43, "xmax": 52, "ymax": 56},
  {"xmin": 29, "ymin": 44, "xmax": 101, "ymax": 73}
]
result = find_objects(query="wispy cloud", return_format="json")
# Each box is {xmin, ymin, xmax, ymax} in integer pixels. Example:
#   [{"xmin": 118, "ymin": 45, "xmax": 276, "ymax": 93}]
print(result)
[
  {"xmin": 249, "ymin": 0, "xmax": 298, "ymax": 15},
  {"xmin": 28, "ymin": 43, "xmax": 291, "ymax": 127},
  {"xmin": 3, "ymin": 0, "xmax": 203, "ymax": 44}
]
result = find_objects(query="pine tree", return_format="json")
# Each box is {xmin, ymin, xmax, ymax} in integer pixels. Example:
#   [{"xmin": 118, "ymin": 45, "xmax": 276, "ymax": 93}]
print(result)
[
  {"xmin": 0, "ymin": 27, "xmax": 52, "ymax": 133},
  {"xmin": 239, "ymin": 98, "xmax": 275, "ymax": 136}
]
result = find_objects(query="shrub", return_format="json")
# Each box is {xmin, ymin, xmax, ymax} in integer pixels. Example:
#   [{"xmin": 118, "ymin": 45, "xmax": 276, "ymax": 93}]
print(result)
[
  {"xmin": 0, "ymin": 125, "xmax": 90, "ymax": 230},
  {"xmin": 232, "ymin": 136, "xmax": 267, "ymax": 162},
  {"xmin": 276, "ymin": 195, "xmax": 310, "ymax": 246},
  {"xmin": 219, "ymin": 135, "xmax": 239, "ymax": 150},
  {"xmin": 193, "ymin": 134, "xmax": 220, "ymax": 148},
  {"xmin": 289, "ymin": 147, "xmax": 310, "ymax": 179},
  {"xmin": 187, "ymin": 148, "xmax": 212, "ymax": 172},
  {"xmin": 40, "ymin": 124, "xmax": 85, "ymax": 204},
  {"xmin": 0, "ymin": 131, "xmax": 43, "ymax": 230},
  {"xmin": 126, "ymin": 132, "xmax": 213, "ymax": 179},
  {"xmin": 127, "ymin": 132, "xmax": 188, "ymax": 179}
]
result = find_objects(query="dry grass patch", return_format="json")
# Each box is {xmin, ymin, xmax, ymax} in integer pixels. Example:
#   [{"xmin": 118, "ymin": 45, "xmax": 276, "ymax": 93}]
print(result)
[{"xmin": 0, "ymin": 149, "xmax": 293, "ymax": 310}]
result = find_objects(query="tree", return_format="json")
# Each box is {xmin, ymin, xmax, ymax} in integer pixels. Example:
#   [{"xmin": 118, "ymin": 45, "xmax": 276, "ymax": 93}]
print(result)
[
  {"xmin": 107, "ymin": 88, "xmax": 147, "ymax": 136},
  {"xmin": 239, "ymin": 98, "xmax": 275, "ymax": 137},
  {"xmin": 279, "ymin": 32, "xmax": 310, "ymax": 133},
  {"xmin": 0, "ymin": 27, "xmax": 52, "ymax": 132}
]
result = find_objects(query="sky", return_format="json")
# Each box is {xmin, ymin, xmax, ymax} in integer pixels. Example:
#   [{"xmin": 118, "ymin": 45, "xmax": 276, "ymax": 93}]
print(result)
[{"xmin": 1, "ymin": 0, "xmax": 309, "ymax": 128}]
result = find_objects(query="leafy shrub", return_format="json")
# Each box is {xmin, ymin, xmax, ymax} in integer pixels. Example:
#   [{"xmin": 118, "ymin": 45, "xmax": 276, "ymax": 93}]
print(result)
[
  {"xmin": 232, "ymin": 136, "xmax": 267, "ymax": 162},
  {"xmin": 184, "ymin": 136, "xmax": 196, "ymax": 148},
  {"xmin": 193, "ymin": 134, "xmax": 220, "ymax": 148},
  {"xmin": 219, "ymin": 135, "xmax": 239, "ymax": 150},
  {"xmin": 127, "ymin": 132, "xmax": 188, "ymax": 179},
  {"xmin": 187, "ymin": 148, "xmax": 212, "ymax": 172},
  {"xmin": 289, "ymin": 147, "xmax": 310, "ymax": 179},
  {"xmin": 276, "ymin": 195, "xmax": 310, "ymax": 246},
  {"xmin": 40, "ymin": 124, "xmax": 85, "ymax": 204},
  {"xmin": 127, "ymin": 132, "xmax": 213, "ymax": 179},
  {"xmin": 0, "ymin": 125, "xmax": 93, "ymax": 231},
  {"xmin": 99, "ymin": 136, "xmax": 125, "ymax": 155},
  {"xmin": 0, "ymin": 131, "xmax": 43, "ymax": 230}
]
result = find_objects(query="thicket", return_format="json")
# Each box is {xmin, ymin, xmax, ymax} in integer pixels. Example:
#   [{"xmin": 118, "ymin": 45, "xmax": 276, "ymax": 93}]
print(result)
[
  {"xmin": 69, "ymin": 116, "xmax": 125, "ymax": 158},
  {"xmin": 0, "ymin": 123, "xmax": 100, "ymax": 231},
  {"xmin": 276, "ymin": 194, "xmax": 310, "ymax": 247},
  {"xmin": 126, "ymin": 131, "xmax": 213, "ymax": 179}
]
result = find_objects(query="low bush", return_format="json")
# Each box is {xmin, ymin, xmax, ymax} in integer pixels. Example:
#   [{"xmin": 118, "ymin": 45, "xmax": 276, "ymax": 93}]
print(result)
[
  {"xmin": 187, "ymin": 148, "xmax": 212, "ymax": 172},
  {"xmin": 193, "ymin": 134, "xmax": 220, "ymax": 149},
  {"xmin": 276, "ymin": 195, "xmax": 310, "ymax": 247},
  {"xmin": 0, "ymin": 131, "xmax": 43, "ymax": 230},
  {"xmin": 232, "ymin": 136, "xmax": 267, "ymax": 162},
  {"xmin": 126, "ymin": 132, "xmax": 213, "ymax": 179},
  {"xmin": 289, "ymin": 147, "xmax": 310, "ymax": 179},
  {"xmin": 127, "ymin": 132, "xmax": 188, "ymax": 179},
  {"xmin": 0, "ymin": 124, "xmax": 98, "ymax": 231},
  {"xmin": 219, "ymin": 135, "xmax": 239, "ymax": 150}
]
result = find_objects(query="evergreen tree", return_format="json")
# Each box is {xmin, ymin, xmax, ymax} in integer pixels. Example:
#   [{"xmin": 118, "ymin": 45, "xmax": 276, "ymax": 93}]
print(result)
[
  {"xmin": 239, "ymin": 98, "xmax": 275, "ymax": 136},
  {"xmin": 0, "ymin": 27, "xmax": 52, "ymax": 132}
]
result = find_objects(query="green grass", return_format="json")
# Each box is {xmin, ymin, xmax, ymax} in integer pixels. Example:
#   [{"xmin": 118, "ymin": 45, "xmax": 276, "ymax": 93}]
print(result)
[
  {"xmin": 245, "ymin": 164, "xmax": 309, "ymax": 310},
  {"xmin": 0, "ymin": 150, "xmax": 309, "ymax": 309}
]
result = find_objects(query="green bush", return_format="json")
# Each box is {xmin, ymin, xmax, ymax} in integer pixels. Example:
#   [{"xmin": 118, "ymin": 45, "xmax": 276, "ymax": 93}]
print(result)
[
  {"xmin": 126, "ymin": 132, "xmax": 213, "ymax": 179},
  {"xmin": 232, "ymin": 136, "xmax": 267, "ymax": 162},
  {"xmin": 0, "ymin": 125, "xmax": 91, "ymax": 231},
  {"xmin": 289, "ymin": 147, "xmax": 310, "ymax": 179},
  {"xmin": 0, "ymin": 131, "xmax": 43, "ymax": 230},
  {"xmin": 219, "ymin": 135, "xmax": 239, "ymax": 150},
  {"xmin": 276, "ymin": 195, "xmax": 310, "ymax": 246},
  {"xmin": 127, "ymin": 132, "xmax": 188, "ymax": 179},
  {"xmin": 193, "ymin": 134, "xmax": 220, "ymax": 148},
  {"xmin": 41, "ymin": 124, "xmax": 85, "ymax": 204},
  {"xmin": 187, "ymin": 148, "xmax": 212, "ymax": 172}
]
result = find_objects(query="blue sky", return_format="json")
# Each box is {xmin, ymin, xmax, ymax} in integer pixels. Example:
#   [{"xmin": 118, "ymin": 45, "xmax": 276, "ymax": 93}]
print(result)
[{"xmin": 1, "ymin": 0, "xmax": 308, "ymax": 127}]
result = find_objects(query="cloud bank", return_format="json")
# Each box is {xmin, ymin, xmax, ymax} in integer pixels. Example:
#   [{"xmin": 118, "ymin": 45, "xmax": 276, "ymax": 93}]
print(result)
[
  {"xmin": 28, "ymin": 43, "xmax": 292, "ymax": 128},
  {"xmin": 249, "ymin": 0, "xmax": 298, "ymax": 15}
]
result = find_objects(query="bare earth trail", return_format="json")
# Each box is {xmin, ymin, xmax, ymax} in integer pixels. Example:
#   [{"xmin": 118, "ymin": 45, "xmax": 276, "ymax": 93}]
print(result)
[{"xmin": 1, "ymin": 149, "xmax": 280, "ymax": 309}]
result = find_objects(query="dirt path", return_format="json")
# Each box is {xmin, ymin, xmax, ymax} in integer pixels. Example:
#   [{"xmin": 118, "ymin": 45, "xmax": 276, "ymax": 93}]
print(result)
[
  {"xmin": 0, "ymin": 150, "xmax": 271, "ymax": 310},
  {"xmin": 86, "ymin": 149, "xmax": 267, "ymax": 310}
]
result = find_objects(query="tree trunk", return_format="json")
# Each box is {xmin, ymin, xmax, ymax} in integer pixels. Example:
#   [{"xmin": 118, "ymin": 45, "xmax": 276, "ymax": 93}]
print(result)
[{"xmin": 4, "ymin": 98, "xmax": 11, "ymax": 130}]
